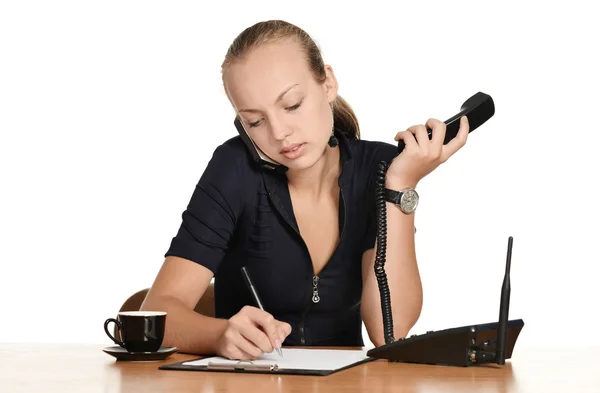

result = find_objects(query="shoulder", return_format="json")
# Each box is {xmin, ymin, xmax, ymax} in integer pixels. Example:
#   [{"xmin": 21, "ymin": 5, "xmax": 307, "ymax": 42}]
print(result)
[
  {"xmin": 208, "ymin": 135, "xmax": 252, "ymax": 164},
  {"xmin": 196, "ymin": 136, "xmax": 261, "ymax": 203},
  {"xmin": 201, "ymin": 135, "xmax": 258, "ymax": 178},
  {"xmin": 348, "ymin": 138, "xmax": 398, "ymax": 169},
  {"xmin": 178, "ymin": 135, "xmax": 265, "ymax": 234}
]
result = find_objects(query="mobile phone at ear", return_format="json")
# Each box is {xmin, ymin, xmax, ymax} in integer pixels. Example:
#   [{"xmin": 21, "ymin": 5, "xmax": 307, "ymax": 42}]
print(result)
[
  {"xmin": 398, "ymin": 91, "xmax": 495, "ymax": 153},
  {"xmin": 234, "ymin": 117, "xmax": 289, "ymax": 173}
]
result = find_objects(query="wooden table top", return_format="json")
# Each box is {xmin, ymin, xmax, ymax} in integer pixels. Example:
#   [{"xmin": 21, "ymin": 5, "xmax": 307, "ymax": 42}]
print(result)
[{"xmin": 0, "ymin": 343, "xmax": 598, "ymax": 392}]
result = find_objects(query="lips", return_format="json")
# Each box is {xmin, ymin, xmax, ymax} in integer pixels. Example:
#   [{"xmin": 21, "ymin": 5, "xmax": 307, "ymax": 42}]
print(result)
[
  {"xmin": 280, "ymin": 143, "xmax": 303, "ymax": 154},
  {"xmin": 280, "ymin": 143, "xmax": 306, "ymax": 159}
]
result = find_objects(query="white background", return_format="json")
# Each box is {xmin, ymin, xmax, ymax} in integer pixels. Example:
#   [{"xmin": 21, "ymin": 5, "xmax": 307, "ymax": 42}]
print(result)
[{"xmin": 1, "ymin": 0, "xmax": 598, "ymax": 351}]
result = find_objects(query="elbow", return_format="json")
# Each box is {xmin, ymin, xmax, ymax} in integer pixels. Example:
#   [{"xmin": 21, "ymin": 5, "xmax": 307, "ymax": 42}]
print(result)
[
  {"xmin": 366, "ymin": 311, "xmax": 422, "ymax": 348},
  {"xmin": 370, "ymin": 326, "xmax": 413, "ymax": 348},
  {"xmin": 371, "ymin": 337, "xmax": 386, "ymax": 347},
  {"xmin": 393, "ymin": 325, "xmax": 411, "ymax": 341},
  {"xmin": 397, "ymin": 304, "xmax": 423, "ymax": 339}
]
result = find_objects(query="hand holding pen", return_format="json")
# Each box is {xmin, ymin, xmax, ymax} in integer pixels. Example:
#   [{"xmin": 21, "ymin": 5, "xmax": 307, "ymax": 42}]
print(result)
[
  {"xmin": 213, "ymin": 267, "xmax": 291, "ymax": 361},
  {"xmin": 241, "ymin": 266, "xmax": 286, "ymax": 357}
]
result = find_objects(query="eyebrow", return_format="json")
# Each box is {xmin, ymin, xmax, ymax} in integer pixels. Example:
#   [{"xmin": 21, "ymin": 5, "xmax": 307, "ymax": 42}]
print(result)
[{"xmin": 238, "ymin": 84, "xmax": 300, "ymax": 113}]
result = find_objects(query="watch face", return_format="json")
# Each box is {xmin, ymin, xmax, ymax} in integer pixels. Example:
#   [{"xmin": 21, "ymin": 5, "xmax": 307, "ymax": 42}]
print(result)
[{"xmin": 400, "ymin": 189, "xmax": 419, "ymax": 213}]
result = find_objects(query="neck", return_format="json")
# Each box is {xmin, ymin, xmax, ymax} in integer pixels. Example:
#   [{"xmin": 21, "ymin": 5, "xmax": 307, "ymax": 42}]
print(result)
[{"xmin": 286, "ymin": 145, "xmax": 341, "ymax": 198}]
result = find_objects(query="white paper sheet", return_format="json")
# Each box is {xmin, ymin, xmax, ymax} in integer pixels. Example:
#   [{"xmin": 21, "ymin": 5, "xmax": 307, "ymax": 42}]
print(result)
[{"xmin": 182, "ymin": 348, "xmax": 371, "ymax": 371}]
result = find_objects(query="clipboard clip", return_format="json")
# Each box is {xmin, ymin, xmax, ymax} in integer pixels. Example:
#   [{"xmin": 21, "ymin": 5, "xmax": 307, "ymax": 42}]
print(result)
[{"xmin": 207, "ymin": 360, "xmax": 280, "ymax": 372}]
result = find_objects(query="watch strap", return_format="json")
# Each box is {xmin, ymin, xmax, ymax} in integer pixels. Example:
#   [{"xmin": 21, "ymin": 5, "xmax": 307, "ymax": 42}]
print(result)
[{"xmin": 384, "ymin": 188, "xmax": 404, "ymax": 205}]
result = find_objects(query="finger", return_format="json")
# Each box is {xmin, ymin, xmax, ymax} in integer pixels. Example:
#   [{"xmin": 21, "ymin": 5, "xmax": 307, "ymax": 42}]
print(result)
[
  {"xmin": 246, "ymin": 308, "xmax": 280, "ymax": 351},
  {"xmin": 425, "ymin": 118, "xmax": 446, "ymax": 147},
  {"xmin": 276, "ymin": 321, "xmax": 292, "ymax": 343},
  {"xmin": 409, "ymin": 124, "xmax": 431, "ymax": 149},
  {"xmin": 395, "ymin": 130, "xmax": 418, "ymax": 151},
  {"xmin": 239, "ymin": 323, "xmax": 274, "ymax": 354},
  {"xmin": 232, "ymin": 307, "xmax": 273, "ymax": 353},
  {"xmin": 224, "ymin": 338, "xmax": 262, "ymax": 360},
  {"xmin": 232, "ymin": 332, "xmax": 265, "ymax": 360},
  {"xmin": 442, "ymin": 116, "xmax": 469, "ymax": 161},
  {"xmin": 223, "ymin": 326, "xmax": 264, "ymax": 359}
]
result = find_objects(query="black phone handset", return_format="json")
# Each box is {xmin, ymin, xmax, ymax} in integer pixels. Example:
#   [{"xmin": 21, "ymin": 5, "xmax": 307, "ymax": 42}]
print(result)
[
  {"xmin": 395, "ymin": 92, "xmax": 496, "ymax": 154},
  {"xmin": 369, "ymin": 92, "xmax": 524, "ymax": 367},
  {"xmin": 234, "ymin": 117, "xmax": 289, "ymax": 174}
]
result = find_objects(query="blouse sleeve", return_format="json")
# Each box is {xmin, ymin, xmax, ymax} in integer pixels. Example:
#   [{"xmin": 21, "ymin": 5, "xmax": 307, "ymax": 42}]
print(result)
[{"xmin": 165, "ymin": 142, "xmax": 246, "ymax": 274}]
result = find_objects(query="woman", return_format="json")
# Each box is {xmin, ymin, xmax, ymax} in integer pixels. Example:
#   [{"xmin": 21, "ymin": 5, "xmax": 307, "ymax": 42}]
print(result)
[{"xmin": 140, "ymin": 19, "xmax": 469, "ymax": 360}]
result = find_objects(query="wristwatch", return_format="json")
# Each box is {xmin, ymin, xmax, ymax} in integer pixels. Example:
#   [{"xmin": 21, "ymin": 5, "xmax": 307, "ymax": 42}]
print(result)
[{"xmin": 384, "ymin": 187, "xmax": 419, "ymax": 214}]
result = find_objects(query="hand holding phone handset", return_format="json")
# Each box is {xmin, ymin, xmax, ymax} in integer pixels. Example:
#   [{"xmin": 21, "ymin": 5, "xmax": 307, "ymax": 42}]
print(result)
[
  {"xmin": 396, "ymin": 92, "xmax": 495, "ymax": 154},
  {"xmin": 374, "ymin": 92, "xmax": 496, "ymax": 345}
]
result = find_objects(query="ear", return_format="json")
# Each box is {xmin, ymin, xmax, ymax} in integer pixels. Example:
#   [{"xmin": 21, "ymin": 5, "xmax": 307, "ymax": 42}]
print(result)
[{"xmin": 323, "ymin": 64, "xmax": 339, "ymax": 103}]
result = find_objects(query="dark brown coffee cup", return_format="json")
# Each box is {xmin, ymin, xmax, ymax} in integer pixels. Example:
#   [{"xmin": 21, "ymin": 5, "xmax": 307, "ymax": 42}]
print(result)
[{"xmin": 104, "ymin": 311, "xmax": 166, "ymax": 353}]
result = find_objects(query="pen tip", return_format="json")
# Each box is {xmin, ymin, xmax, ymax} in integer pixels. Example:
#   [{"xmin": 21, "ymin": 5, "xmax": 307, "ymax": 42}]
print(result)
[{"xmin": 277, "ymin": 347, "xmax": 283, "ymax": 357}]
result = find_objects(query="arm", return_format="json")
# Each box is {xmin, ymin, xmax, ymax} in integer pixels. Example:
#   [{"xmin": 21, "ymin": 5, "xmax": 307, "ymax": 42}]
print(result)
[
  {"xmin": 140, "ymin": 141, "xmax": 290, "ymax": 358},
  {"xmin": 360, "ymin": 176, "xmax": 423, "ymax": 347},
  {"xmin": 141, "ymin": 255, "xmax": 290, "ymax": 358},
  {"xmin": 138, "ymin": 143, "xmax": 241, "ymax": 355},
  {"xmin": 360, "ymin": 116, "xmax": 469, "ymax": 347},
  {"xmin": 140, "ymin": 256, "xmax": 228, "ymax": 354}
]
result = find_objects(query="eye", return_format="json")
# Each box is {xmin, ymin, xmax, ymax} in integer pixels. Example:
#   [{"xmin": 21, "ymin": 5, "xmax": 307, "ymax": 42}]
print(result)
[
  {"xmin": 246, "ymin": 99, "xmax": 303, "ymax": 128},
  {"xmin": 286, "ymin": 99, "xmax": 303, "ymax": 111}
]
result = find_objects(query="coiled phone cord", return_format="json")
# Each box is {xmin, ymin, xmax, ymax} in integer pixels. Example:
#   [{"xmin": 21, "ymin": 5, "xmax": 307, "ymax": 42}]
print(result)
[{"xmin": 375, "ymin": 160, "xmax": 395, "ymax": 345}]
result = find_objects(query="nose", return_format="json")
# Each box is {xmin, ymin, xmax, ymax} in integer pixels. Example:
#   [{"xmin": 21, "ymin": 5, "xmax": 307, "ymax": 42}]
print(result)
[{"xmin": 270, "ymin": 117, "xmax": 291, "ymax": 141}]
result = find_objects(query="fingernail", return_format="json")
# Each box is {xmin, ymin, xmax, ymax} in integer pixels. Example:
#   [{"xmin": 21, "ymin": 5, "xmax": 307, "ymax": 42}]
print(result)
[{"xmin": 275, "ymin": 339, "xmax": 281, "ymax": 348}]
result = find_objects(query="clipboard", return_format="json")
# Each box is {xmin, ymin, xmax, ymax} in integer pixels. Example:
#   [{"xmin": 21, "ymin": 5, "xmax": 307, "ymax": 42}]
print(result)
[{"xmin": 159, "ymin": 348, "xmax": 375, "ymax": 376}]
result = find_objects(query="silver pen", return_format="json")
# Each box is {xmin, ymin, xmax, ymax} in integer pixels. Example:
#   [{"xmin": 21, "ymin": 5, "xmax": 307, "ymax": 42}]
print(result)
[{"xmin": 241, "ymin": 266, "xmax": 283, "ymax": 357}]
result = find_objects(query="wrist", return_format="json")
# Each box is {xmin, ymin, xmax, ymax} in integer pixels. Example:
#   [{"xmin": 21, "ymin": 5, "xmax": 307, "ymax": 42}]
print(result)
[
  {"xmin": 383, "ymin": 178, "xmax": 420, "ymax": 215},
  {"xmin": 385, "ymin": 176, "xmax": 417, "ymax": 190}
]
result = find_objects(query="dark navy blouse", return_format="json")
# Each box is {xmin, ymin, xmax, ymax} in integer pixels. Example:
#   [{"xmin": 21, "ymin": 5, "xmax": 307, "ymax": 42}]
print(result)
[{"xmin": 165, "ymin": 129, "xmax": 398, "ymax": 346}]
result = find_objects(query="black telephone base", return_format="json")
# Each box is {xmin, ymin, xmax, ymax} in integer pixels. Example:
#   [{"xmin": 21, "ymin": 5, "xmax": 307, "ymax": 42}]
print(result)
[{"xmin": 366, "ymin": 318, "xmax": 524, "ymax": 367}]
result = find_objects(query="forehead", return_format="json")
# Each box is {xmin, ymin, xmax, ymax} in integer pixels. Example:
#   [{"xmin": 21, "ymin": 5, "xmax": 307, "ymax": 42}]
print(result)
[{"xmin": 225, "ymin": 39, "xmax": 312, "ymax": 110}]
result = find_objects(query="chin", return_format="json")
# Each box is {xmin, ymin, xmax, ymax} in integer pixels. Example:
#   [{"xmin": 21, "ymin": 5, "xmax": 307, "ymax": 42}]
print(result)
[{"xmin": 285, "ymin": 160, "xmax": 318, "ymax": 172}]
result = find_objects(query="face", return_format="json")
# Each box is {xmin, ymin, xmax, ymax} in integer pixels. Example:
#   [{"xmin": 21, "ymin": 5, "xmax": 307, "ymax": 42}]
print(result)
[{"xmin": 223, "ymin": 39, "xmax": 338, "ymax": 171}]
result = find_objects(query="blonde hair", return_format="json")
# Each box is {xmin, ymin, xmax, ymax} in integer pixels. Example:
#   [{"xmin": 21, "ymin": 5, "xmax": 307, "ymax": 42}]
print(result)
[{"xmin": 221, "ymin": 20, "xmax": 360, "ymax": 140}]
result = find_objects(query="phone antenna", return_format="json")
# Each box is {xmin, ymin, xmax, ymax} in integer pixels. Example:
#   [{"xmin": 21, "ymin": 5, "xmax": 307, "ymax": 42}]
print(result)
[{"xmin": 496, "ymin": 236, "xmax": 513, "ymax": 365}]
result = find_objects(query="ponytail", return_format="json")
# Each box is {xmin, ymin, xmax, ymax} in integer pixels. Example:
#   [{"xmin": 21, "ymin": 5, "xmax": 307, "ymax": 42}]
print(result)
[{"xmin": 332, "ymin": 95, "xmax": 360, "ymax": 140}]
